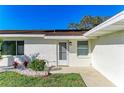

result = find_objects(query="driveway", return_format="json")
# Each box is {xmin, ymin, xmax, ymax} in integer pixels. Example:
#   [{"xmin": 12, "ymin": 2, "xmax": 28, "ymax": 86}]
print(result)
[{"xmin": 51, "ymin": 66, "xmax": 115, "ymax": 87}]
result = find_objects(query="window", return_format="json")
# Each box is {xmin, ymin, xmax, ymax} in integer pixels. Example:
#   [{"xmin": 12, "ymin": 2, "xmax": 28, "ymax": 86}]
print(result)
[
  {"xmin": 1, "ymin": 41, "xmax": 16, "ymax": 55},
  {"xmin": 1, "ymin": 41, "xmax": 24, "ymax": 55},
  {"xmin": 17, "ymin": 41, "xmax": 24, "ymax": 55},
  {"xmin": 77, "ymin": 41, "xmax": 88, "ymax": 56}
]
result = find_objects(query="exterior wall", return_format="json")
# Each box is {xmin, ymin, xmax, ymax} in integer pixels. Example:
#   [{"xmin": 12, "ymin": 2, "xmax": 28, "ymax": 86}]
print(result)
[
  {"xmin": 0, "ymin": 56, "xmax": 14, "ymax": 66},
  {"xmin": 0, "ymin": 37, "xmax": 91, "ymax": 67},
  {"xmin": 24, "ymin": 38, "xmax": 58, "ymax": 66},
  {"xmin": 2, "ymin": 37, "xmax": 58, "ymax": 66},
  {"xmin": 68, "ymin": 40, "xmax": 91, "ymax": 67},
  {"xmin": 91, "ymin": 30, "xmax": 124, "ymax": 87},
  {"xmin": 0, "ymin": 37, "xmax": 26, "ymax": 66},
  {"xmin": 25, "ymin": 39, "xmax": 91, "ymax": 67}
]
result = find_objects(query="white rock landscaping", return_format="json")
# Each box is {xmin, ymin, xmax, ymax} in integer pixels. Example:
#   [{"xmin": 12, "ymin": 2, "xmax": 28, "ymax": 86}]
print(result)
[{"xmin": 0, "ymin": 67, "xmax": 49, "ymax": 77}]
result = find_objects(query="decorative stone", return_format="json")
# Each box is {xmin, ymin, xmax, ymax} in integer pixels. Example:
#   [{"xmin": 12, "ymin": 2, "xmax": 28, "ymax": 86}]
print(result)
[{"xmin": 0, "ymin": 67, "xmax": 49, "ymax": 77}]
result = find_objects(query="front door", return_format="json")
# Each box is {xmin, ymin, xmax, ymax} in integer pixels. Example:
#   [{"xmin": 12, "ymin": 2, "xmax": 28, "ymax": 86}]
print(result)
[{"xmin": 58, "ymin": 42, "xmax": 68, "ymax": 65}]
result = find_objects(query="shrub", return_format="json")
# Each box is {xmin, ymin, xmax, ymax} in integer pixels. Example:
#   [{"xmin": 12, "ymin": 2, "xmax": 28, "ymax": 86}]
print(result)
[{"xmin": 28, "ymin": 59, "xmax": 46, "ymax": 71}]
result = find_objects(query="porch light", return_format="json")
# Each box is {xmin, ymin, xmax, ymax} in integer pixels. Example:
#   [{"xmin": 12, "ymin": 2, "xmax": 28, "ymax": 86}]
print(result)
[{"xmin": 69, "ymin": 42, "xmax": 72, "ymax": 46}]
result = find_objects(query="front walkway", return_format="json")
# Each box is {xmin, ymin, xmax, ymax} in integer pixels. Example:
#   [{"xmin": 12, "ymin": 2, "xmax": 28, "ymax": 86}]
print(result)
[{"xmin": 51, "ymin": 66, "xmax": 115, "ymax": 87}]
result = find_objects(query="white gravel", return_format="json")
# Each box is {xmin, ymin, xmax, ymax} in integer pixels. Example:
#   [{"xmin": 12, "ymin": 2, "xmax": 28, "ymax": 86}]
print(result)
[{"xmin": 0, "ymin": 66, "xmax": 49, "ymax": 77}]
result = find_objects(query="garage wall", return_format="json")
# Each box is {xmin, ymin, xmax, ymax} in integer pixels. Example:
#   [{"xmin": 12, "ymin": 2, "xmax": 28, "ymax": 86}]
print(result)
[{"xmin": 91, "ymin": 30, "xmax": 124, "ymax": 87}]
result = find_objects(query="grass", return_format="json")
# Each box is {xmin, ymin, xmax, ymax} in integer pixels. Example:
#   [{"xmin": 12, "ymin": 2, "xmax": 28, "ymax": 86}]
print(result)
[{"xmin": 0, "ymin": 71, "xmax": 86, "ymax": 87}]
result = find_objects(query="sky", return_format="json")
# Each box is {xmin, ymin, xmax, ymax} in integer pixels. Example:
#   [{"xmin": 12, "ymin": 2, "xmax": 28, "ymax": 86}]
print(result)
[{"xmin": 0, "ymin": 5, "xmax": 124, "ymax": 30}]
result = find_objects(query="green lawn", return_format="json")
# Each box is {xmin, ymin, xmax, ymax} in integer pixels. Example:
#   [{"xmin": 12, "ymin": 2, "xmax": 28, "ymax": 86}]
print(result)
[{"xmin": 0, "ymin": 71, "xmax": 86, "ymax": 87}]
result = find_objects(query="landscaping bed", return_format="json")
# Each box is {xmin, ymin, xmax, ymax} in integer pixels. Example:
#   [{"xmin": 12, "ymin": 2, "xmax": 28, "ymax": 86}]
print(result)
[
  {"xmin": 11, "ymin": 68, "xmax": 49, "ymax": 77},
  {"xmin": 0, "ymin": 71, "xmax": 86, "ymax": 87}
]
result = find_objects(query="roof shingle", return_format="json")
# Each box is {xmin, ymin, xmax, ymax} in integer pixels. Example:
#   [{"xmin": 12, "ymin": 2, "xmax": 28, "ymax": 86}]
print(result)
[{"xmin": 0, "ymin": 30, "xmax": 87, "ymax": 36}]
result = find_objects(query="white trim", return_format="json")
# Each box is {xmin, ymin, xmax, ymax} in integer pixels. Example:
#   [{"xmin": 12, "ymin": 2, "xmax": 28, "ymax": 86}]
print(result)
[
  {"xmin": 77, "ymin": 55, "xmax": 90, "ymax": 59},
  {"xmin": 84, "ymin": 11, "xmax": 124, "ymax": 37},
  {"xmin": 0, "ymin": 34, "xmax": 89, "ymax": 40},
  {"xmin": 44, "ymin": 36, "xmax": 88, "ymax": 40}
]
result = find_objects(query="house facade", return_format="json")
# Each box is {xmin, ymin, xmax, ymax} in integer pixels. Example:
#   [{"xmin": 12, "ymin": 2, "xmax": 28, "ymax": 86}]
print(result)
[
  {"xmin": 0, "ymin": 30, "xmax": 91, "ymax": 67},
  {"xmin": 1, "ymin": 11, "xmax": 124, "ymax": 86}
]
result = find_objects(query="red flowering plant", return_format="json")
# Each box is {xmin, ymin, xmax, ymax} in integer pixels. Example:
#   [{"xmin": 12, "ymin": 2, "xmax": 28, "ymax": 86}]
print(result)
[
  {"xmin": 13, "ymin": 61, "xmax": 18, "ymax": 68},
  {"xmin": 23, "ymin": 61, "xmax": 29, "ymax": 68}
]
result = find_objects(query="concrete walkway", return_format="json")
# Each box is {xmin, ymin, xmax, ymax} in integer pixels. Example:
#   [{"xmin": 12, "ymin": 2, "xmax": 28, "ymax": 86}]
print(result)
[{"xmin": 51, "ymin": 66, "xmax": 115, "ymax": 87}]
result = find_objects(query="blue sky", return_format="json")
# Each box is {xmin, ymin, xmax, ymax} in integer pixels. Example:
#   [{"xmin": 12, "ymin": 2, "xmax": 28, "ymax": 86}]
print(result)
[{"xmin": 0, "ymin": 5, "xmax": 124, "ymax": 30}]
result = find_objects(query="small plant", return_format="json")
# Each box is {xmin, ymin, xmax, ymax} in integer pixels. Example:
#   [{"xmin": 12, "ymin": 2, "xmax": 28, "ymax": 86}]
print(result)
[
  {"xmin": 28, "ymin": 59, "xmax": 46, "ymax": 71},
  {"xmin": 23, "ymin": 61, "xmax": 29, "ymax": 68},
  {"xmin": 13, "ymin": 62, "xmax": 18, "ymax": 68}
]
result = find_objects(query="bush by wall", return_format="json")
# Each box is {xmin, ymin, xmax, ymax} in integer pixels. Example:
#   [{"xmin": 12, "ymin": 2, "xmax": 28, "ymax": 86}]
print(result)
[{"xmin": 28, "ymin": 59, "xmax": 46, "ymax": 71}]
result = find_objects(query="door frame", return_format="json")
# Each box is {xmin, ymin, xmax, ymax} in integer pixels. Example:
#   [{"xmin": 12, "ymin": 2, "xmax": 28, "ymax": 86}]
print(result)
[{"xmin": 57, "ymin": 41, "xmax": 69, "ymax": 66}]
